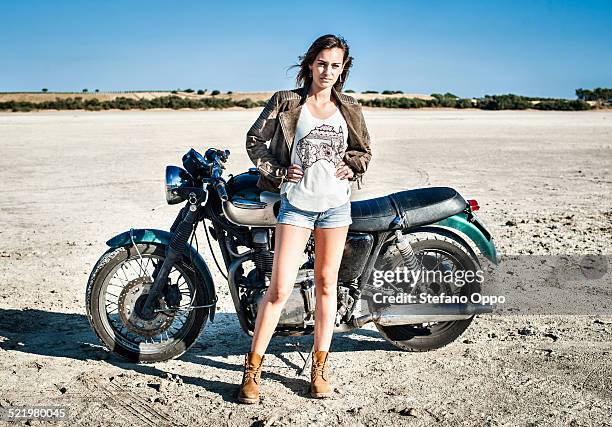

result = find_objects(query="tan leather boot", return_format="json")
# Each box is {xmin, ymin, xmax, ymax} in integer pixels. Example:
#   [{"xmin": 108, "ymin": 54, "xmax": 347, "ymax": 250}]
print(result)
[
  {"xmin": 310, "ymin": 350, "xmax": 333, "ymax": 398},
  {"xmin": 237, "ymin": 352, "xmax": 264, "ymax": 404}
]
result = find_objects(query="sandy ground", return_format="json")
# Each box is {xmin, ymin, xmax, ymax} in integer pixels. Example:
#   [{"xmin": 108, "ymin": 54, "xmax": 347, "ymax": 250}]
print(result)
[{"xmin": 0, "ymin": 108, "xmax": 610, "ymax": 426}]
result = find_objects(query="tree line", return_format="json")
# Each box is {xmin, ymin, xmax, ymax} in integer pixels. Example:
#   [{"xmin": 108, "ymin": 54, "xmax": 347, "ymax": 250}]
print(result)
[
  {"xmin": 575, "ymin": 87, "xmax": 612, "ymax": 102},
  {"xmin": 355, "ymin": 92, "xmax": 592, "ymax": 111},
  {"xmin": 0, "ymin": 96, "xmax": 265, "ymax": 112},
  {"xmin": 1, "ymin": 88, "xmax": 609, "ymax": 112}
]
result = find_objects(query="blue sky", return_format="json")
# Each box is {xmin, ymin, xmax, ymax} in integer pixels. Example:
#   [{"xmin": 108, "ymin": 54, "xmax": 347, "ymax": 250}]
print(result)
[{"xmin": 1, "ymin": 0, "xmax": 610, "ymax": 98}]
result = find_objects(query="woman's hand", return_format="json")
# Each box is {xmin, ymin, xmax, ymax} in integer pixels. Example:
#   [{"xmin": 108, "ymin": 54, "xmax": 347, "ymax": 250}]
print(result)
[
  {"xmin": 287, "ymin": 164, "xmax": 304, "ymax": 182},
  {"xmin": 335, "ymin": 160, "xmax": 355, "ymax": 180}
]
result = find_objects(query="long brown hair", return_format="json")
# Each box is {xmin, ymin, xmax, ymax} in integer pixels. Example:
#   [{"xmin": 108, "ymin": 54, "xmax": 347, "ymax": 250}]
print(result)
[{"xmin": 290, "ymin": 34, "xmax": 354, "ymax": 92}]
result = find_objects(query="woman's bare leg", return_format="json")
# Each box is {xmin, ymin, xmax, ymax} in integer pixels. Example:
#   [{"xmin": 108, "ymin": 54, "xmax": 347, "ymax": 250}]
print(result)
[
  {"xmin": 312, "ymin": 225, "xmax": 349, "ymax": 352},
  {"xmin": 250, "ymin": 223, "xmax": 312, "ymax": 355}
]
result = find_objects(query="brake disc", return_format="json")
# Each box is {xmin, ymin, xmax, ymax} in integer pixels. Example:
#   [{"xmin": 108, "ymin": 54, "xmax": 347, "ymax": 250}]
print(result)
[{"xmin": 117, "ymin": 277, "xmax": 174, "ymax": 337}]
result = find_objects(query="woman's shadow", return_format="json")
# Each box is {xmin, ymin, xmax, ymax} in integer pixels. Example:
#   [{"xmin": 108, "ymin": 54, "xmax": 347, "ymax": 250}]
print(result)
[{"xmin": 0, "ymin": 308, "xmax": 397, "ymax": 402}]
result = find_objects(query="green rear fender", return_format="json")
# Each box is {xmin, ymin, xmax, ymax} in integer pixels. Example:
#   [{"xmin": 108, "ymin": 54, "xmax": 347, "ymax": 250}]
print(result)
[
  {"xmin": 106, "ymin": 228, "xmax": 217, "ymax": 321},
  {"xmin": 434, "ymin": 213, "xmax": 499, "ymax": 265}
]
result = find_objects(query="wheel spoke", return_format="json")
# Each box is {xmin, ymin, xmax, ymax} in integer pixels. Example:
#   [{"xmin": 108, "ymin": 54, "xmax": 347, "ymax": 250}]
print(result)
[
  {"xmin": 120, "ymin": 264, "xmax": 132, "ymax": 282},
  {"xmin": 125, "ymin": 260, "xmax": 143, "ymax": 279},
  {"xmin": 431, "ymin": 253, "xmax": 445, "ymax": 271},
  {"xmin": 144, "ymin": 256, "xmax": 152, "ymax": 275}
]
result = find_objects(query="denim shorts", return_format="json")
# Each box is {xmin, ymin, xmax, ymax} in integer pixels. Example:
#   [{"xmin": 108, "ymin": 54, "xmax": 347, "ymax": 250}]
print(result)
[{"xmin": 276, "ymin": 193, "xmax": 353, "ymax": 230}]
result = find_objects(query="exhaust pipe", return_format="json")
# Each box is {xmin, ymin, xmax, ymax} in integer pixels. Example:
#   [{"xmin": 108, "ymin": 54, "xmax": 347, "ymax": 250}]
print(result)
[{"xmin": 353, "ymin": 303, "xmax": 494, "ymax": 327}]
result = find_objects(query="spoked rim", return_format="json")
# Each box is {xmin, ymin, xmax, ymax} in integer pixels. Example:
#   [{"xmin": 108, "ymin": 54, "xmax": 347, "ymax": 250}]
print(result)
[
  {"xmin": 383, "ymin": 246, "xmax": 474, "ymax": 335},
  {"xmin": 98, "ymin": 252, "xmax": 198, "ymax": 354}
]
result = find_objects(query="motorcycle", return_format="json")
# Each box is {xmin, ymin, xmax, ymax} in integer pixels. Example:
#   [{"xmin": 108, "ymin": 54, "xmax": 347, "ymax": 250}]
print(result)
[{"xmin": 86, "ymin": 147, "xmax": 499, "ymax": 363}]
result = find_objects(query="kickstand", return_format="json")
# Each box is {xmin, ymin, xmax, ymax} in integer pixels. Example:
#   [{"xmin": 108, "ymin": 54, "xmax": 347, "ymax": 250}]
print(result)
[{"xmin": 293, "ymin": 341, "xmax": 314, "ymax": 376}]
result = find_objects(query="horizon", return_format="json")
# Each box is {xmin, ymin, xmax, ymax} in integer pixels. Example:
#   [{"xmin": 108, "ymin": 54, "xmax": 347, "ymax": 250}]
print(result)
[
  {"xmin": 1, "ymin": 0, "xmax": 611, "ymax": 99},
  {"xmin": 0, "ymin": 88, "xmax": 605, "ymax": 101}
]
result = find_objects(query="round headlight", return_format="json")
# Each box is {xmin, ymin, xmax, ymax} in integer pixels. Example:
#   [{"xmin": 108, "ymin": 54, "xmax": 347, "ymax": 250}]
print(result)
[{"xmin": 165, "ymin": 166, "xmax": 193, "ymax": 204}]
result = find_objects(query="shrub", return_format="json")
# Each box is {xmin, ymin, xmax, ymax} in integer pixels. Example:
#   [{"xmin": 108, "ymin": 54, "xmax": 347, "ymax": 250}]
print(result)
[
  {"xmin": 476, "ymin": 94, "xmax": 532, "ymax": 110},
  {"xmin": 84, "ymin": 98, "xmax": 102, "ymax": 111},
  {"xmin": 456, "ymin": 98, "xmax": 474, "ymax": 109},
  {"xmin": 235, "ymin": 98, "xmax": 258, "ymax": 108},
  {"xmin": 227, "ymin": 91, "xmax": 233, "ymax": 94},
  {"xmin": 362, "ymin": 90, "xmax": 379, "ymax": 94},
  {"xmin": 533, "ymin": 99, "xmax": 591, "ymax": 111},
  {"xmin": 197, "ymin": 89, "xmax": 206, "ymax": 95},
  {"xmin": 359, "ymin": 97, "xmax": 432, "ymax": 109},
  {"xmin": 431, "ymin": 93, "xmax": 463, "ymax": 107},
  {"xmin": 42, "ymin": 88, "xmax": 48, "ymax": 92},
  {"xmin": 211, "ymin": 90, "xmax": 220, "ymax": 96},
  {"xmin": 344, "ymin": 89, "xmax": 355, "ymax": 93},
  {"xmin": 184, "ymin": 88, "xmax": 194, "ymax": 93},
  {"xmin": 13, "ymin": 105, "xmax": 32, "ymax": 112}
]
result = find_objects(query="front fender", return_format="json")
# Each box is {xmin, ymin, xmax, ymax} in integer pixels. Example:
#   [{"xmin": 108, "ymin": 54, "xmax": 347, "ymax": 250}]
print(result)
[
  {"xmin": 434, "ymin": 213, "xmax": 499, "ymax": 265},
  {"xmin": 106, "ymin": 228, "xmax": 217, "ymax": 321}
]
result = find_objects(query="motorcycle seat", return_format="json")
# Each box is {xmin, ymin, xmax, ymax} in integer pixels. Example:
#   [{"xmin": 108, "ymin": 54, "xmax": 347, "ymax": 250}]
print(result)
[{"xmin": 349, "ymin": 187, "xmax": 467, "ymax": 232}]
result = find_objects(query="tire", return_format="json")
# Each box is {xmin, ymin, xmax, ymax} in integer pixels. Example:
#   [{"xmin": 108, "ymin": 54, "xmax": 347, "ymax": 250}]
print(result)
[
  {"xmin": 372, "ymin": 231, "xmax": 482, "ymax": 352},
  {"xmin": 85, "ymin": 243, "xmax": 209, "ymax": 363}
]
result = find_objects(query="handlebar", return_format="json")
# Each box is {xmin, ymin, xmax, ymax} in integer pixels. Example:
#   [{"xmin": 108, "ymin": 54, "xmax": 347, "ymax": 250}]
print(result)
[
  {"xmin": 205, "ymin": 148, "xmax": 230, "ymax": 201},
  {"xmin": 206, "ymin": 148, "xmax": 230, "ymax": 164}
]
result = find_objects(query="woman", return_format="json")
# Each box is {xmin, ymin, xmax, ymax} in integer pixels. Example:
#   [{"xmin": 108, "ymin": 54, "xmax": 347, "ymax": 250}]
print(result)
[{"xmin": 239, "ymin": 34, "xmax": 372, "ymax": 403}]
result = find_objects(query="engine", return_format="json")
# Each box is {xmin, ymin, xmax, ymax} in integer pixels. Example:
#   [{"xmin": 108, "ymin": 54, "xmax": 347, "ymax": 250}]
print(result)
[{"xmin": 240, "ymin": 229, "xmax": 317, "ymax": 329}]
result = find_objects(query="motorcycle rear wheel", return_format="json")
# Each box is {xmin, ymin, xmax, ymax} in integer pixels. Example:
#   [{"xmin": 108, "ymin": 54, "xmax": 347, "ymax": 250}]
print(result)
[
  {"xmin": 372, "ymin": 231, "xmax": 481, "ymax": 352},
  {"xmin": 86, "ymin": 243, "xmax": 209, "ymax": 363}
]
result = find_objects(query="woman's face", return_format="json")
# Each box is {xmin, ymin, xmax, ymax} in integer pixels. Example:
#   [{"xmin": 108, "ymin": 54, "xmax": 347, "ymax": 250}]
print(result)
[{"xmin": 309, "ymin": 47, "xmax": 345, "ymax": 91}]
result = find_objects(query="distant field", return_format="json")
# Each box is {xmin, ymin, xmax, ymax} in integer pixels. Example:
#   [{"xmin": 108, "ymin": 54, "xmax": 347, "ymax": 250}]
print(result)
[
  {"xmin": 0, "ymin": 91, "xmax": 434, "ymax": 103},
  {"xmin": 2, "ymin": 91, "xmax": 603, "ymax": 112}
]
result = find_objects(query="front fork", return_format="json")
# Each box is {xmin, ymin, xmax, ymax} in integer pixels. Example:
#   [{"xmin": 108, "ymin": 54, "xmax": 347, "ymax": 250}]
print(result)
[{"xmin": 141, "ymin": 192, "xmax": 203, "ymax": 318}]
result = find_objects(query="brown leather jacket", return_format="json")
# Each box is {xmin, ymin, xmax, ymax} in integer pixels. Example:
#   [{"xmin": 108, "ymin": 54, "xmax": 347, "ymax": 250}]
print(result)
[{"xmin": 245, "ymin": 85, "xmax": 372, "ymax": 193}]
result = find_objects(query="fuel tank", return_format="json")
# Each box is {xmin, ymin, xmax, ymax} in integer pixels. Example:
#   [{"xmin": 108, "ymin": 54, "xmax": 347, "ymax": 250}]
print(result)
[{"xmin": 222, "ymin": 170, "xmax": 282, "ymax": 227}]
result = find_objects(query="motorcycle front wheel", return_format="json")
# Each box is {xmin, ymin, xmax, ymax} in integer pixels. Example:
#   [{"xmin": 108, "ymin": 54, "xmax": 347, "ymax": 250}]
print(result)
[{"xmin": 86, "ymin": 242, "xmax": 209, "ymax": 363}]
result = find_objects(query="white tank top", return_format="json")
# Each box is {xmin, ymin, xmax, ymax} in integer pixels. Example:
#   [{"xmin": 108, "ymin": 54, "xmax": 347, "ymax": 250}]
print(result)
[{"xmin": 280, "ymin": 104, "xmax": 351, "ymax": 211}]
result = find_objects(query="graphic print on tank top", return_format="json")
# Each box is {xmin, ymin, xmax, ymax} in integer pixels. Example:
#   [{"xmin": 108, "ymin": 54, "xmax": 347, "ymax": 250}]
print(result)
[
  {"xmin": 295, "ymin": 124, "xmax": 345, "ymax": 169},
  {"xmin": 280, "ymin": 105, "xmax": 351, "ymax": 212}
]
